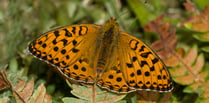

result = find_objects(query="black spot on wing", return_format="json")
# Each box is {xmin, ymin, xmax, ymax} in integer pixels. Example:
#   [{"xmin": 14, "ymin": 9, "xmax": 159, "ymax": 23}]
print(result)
[
  {"xmin": 54, "ymin": 31, "xmax": 60, "ymax": 37},
  {"xmin": 71, "ymin": 27, "xmax": 76, "ymax": 34},
  {"xmin": 129, "ymin": 39, "xmax": 139, "ymax": 50},
  {"xmin": 139, "ymin": 45, "xmax": 145, "ymax": 52},
  {"xmin": 140, "ymin": 52, "xmax": 151, "ymax": 58},
  {"xmin": 61, "ymin": 39, "xmax": 68, "ymax": 46},
  {"xmin": 63, "ymin": 28, "xmax": 72, "ymax": 37},
  {"xmin": 152, "ymin": 58, "xmax": 159, "ymax": 64},
  {"xmin": 140, "ymin": 61, "xmax": 148, "ymax": 67}
]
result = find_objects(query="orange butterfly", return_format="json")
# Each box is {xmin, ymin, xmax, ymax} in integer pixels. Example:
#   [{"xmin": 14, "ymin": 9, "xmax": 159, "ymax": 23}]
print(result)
[{"xmin": 28, "ymin": 18, "xmax": 173, "ymax": 93}]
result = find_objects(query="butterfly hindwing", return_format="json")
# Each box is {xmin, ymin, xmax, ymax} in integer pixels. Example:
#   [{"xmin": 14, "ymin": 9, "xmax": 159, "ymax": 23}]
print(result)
[{"xmin": 29, "ymin": 24, "xmax": 102, "ymax": 83}]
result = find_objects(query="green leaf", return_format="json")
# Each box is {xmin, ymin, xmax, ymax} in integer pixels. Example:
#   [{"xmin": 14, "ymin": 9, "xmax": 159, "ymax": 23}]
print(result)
[
  {"xmin": 193, "ymin": 33, "xmax": 209, "ymax": 42},
  {"xmin": 64, "ymin": 82, "xmax": 127, "ymax": 103},
  {"xmin": 9, "ymin": 58, "xmax": 18, "ymax": 73},
  {"xmin": 0, "ymin": 96, "xmax": 9, "ymax": 103},
  {"xmin": 201, "ymin": 46, "xmax": 209, "ymax": 53},
  {"xmin": 62, "ymin": 97, "xmax": 89, "ymax": 103},
  {"xmin": 183, "ymin": 86, "xmax": 196, "ymax": 93},
  {"xmin": 193, "ymin": 0, "xmax": 209, "ymax": 10},
  {"xmin": 127, "ymin": 0, "xmax": 156, "ymax": 25}
]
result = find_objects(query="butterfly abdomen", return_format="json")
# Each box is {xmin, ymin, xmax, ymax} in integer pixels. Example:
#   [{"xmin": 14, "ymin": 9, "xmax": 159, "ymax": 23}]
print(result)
[{"xmin": 96, "ymin": 20, "xmax": 119, "ymax": 74}]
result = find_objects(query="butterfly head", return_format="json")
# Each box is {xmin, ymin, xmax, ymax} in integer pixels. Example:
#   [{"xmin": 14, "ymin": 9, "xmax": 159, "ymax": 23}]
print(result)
[{"xmin": 103, "ymin": 18, "xmax": 119, "ymax": 36}]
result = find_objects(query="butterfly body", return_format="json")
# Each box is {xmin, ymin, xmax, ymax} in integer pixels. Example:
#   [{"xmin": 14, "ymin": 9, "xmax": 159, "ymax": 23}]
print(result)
[
  {"xmin": 29, "ymin": 18, "xmax": 173, "ymax": 93},
  {"xmin": 96, "ymin": 18, "xmax": 119, "ymax": 76}
]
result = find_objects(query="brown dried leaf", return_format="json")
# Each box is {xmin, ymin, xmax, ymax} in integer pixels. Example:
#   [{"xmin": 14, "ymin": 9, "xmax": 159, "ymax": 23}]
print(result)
[
  {"xmin": 175, "ymin": 74, "xmax": 195, "ymax": 85},
  {"xmin": 137, "ymin": 91, "xmax": 159, "ymax": 102},
  {"xmin": 176, "ymin": 48, "xmax": 185, "ymax": 56},
  {"xmin": 192, "ymin": 54, "xmax": 204, "ymax": 74},
  {"xmin": 13, "ymin": 78, "xmax": 34, "ymax": 103},
  {"xmin": 136, "ymin": 91, "xmax": 171, "ymax": 103},
  {"xmin": 164, "ymin": 30, "xmax": 178, "ymax": 50},
  {"xmin": 0, "ymin": 70, "xmax": 10, "ymax": 91},
  {"xmin": 181, "ymin": 3, "xmax": 209, "ymax": 32},
  {"xmin": 169, "ymin": 67, "xmax": 187, "ymax": 77},
  {"xmin": 199, "ymin": 71, "xmax": 208, "ymax": 80},
  {"xmin": 13, "ymin": 78, "xmax": 51, "ymax": 103},
  {"xmin": 155, "ymin": 31, "xmax": 178, "ymax": 60},
  {"xmin": 159, "ymin": 92, "xmax": 172, "ymax": 103},
  {"xmin": 183, "ymin": 46, "xmax": 197, "ymax": 66},
  {"xmin": 164, "ymin": 48, "xmax": 184, "ymax": 67},
  {"xmin": 30, "ymin": 84, "xmax": 46, "ymax": 103},
  {"xmin": 150, "ymin": 41, "xmax": 164, "ymax": 52},
  {"xmin": 167, "ymin": 45, "xmax": 205, "ymax": 86},
  {"xmin": 143, "ymin": 15, "xmax": 164, "ymax": 32},
  {"xmin": 160, "ymin": 22, "xmax": 170, "ymax": 39},
  {"xmin": 190, "ymin": 82, "xmax": 201, "ymax": 90},
  {"xmin": 203, "ymin": 5, "xmax": 209, "ymax": 15},
  {"xmin": 13, "ymin": 79, "xmax": 26, "ymax": 92},
  {"xmin": 192, "ymin": 21, "xmax": 209, "ymax": 32},
  {"xmin": 43, "ymin": 93, "xmax": 52, "ymax": 103},
  {"xmin": 202, "ymin": 82, "xmax": 209, "ymax": 98},
  {"xmin": 18, "ymin": 78, "xmax": 34, "ymax": 100},
  {"xmin": 0, "ymin": 70, "xmax": 51, "ymax": 103},
  {"xmin": 143, "ymin": 15, "xmax": 177, "ymax": 61},
  {"xmin": 183, "ymin": 1, "xmax": 197, "ymax": 12}
]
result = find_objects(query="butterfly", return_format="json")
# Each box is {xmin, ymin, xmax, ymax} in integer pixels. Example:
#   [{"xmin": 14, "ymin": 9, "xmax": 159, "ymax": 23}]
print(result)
[{"xmin": 28, "ymin": 18, "xmax": 173, "ymax": 93}]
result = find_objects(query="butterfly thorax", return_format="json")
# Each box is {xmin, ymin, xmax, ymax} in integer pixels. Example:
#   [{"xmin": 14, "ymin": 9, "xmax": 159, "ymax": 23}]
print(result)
[{"xmin": 96, "ymin": 18, "xmax": 119, "ymax": 76}]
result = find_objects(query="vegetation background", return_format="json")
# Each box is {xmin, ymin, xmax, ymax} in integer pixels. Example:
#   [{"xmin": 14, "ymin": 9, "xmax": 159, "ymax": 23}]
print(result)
[{"xmin": 1, "ymin": 0, "xmax": 209, "ymax": 102}]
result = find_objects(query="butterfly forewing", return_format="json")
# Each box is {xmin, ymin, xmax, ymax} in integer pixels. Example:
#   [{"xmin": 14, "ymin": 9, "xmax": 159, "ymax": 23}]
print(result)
[{"xmin": 29, "ymin": 24, "xmax": 102, "ymax": 83}]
